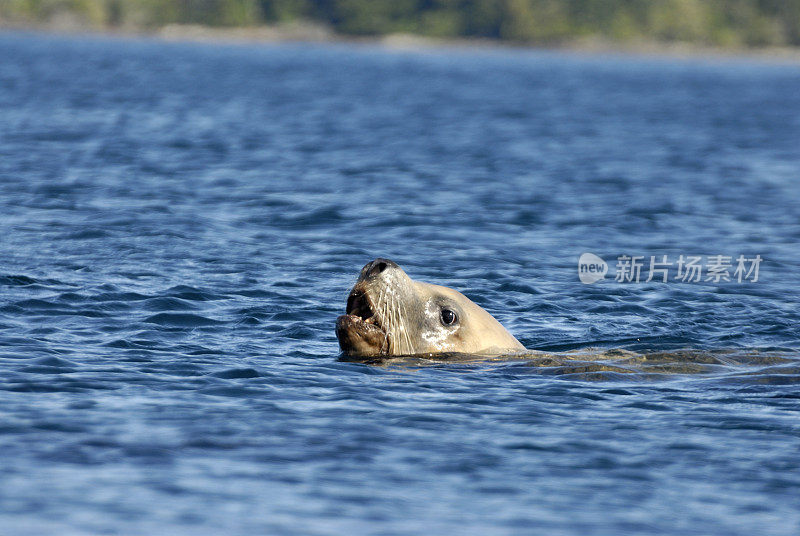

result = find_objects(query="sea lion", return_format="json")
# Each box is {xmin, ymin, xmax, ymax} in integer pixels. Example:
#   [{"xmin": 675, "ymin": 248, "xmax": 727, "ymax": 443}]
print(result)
[{"xmin": 336, "ymin": 258, "xmax": 525, "ymax": 357}]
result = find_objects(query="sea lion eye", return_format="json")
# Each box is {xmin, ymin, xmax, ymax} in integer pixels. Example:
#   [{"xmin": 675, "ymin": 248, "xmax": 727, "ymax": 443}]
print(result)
[{"xmin": 440, "ymin": 308, "xmax": 458, "ymax": 326}]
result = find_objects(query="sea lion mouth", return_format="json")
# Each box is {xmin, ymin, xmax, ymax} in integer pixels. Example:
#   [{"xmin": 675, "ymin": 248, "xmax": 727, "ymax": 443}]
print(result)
[
  {"xmin": 346, "ymin": 290, "xmax": 376, "ymax": 323},
  {"xmin": 336, "ymin": 288, "xmax": 389, "ymax": 356}
]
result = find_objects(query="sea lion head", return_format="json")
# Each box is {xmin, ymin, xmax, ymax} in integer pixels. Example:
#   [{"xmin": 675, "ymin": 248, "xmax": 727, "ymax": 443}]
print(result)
[{"xmin": 336, "ymin": 258, "xmax": 525, "ymax": 357}]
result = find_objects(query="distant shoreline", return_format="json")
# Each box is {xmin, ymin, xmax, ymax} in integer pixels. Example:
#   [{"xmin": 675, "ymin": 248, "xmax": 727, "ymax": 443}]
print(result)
[{"xmin": 4, "ymin": 21, "xmax": 800, "ymax": 64}]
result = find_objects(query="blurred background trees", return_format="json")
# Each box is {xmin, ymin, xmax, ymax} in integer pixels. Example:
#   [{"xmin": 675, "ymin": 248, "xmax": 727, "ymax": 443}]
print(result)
[{"xmin": 2, "ymin": 0, "xmax": 799, "ymax": 47}]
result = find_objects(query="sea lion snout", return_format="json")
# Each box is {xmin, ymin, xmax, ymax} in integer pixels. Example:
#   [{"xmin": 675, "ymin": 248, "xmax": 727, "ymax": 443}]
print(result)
[{"xmin": 360, "ymin": 258, "xmax": 400, "ymax": 280}]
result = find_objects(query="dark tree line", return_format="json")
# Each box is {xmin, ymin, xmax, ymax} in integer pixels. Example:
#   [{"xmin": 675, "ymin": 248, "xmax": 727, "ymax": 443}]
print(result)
[{"xmin": 4, "ymin": 0, "xmax": 800, "ymax": 46}]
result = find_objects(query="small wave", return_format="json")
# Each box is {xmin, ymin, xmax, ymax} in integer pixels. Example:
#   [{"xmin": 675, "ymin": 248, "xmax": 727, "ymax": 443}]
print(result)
[
  {"xmin": 92, "ymin": 291, "xmax": 151, "ymax": 302},
  {"xmin": 102, "ymin": 338, "xmax": 160, "ymax": 349},
  {"xmin": 142, "ymin": 297, "xmax": 200, "ymax": 311},
  {"xmin": 19, "ymin": 356, "xmax": 80, "ymax": 373},
  {"xmin": 56, "ymin": 292, "xmax": 88, "ymax": 302},
  {"xmin": 164, "ymin": 285, "xmax": 226, "ymax": 301},
  {"xmin": 199, "ymin": 386, "xmax": 267, "ymax": 397},
  {"xmin": 60, "ymin": 229, "xmax": 111, "ymax": 240},
  {"xmin": 270, "ymin": 206, "xmax": 345, "ymax": 229},
  {"xmin": 0, "ymin": 274, "xmax": 38, "ymax": 286},
  {"xmin": 11, "ymin": 298, "xmax": 62, "ymax": 310},
  {"xmin": 143, "ymin": 313, "xmax": 223, "ymax": 327},
  {"xmin": 209, "ymin": 367, "xmax": 261, "ymax": 379}
]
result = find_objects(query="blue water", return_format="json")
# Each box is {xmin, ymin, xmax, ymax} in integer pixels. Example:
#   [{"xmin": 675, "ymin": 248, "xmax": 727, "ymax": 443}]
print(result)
[{"xmin": 1, "ymin": 32, "xmax": 800, "ymax": 535}]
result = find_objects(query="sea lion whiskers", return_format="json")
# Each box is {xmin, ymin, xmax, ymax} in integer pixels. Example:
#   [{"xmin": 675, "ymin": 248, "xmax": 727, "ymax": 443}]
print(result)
[
  {"xmin": 387, "ymin": 291, "xmax": 399, "ymax": 354},
  {"xmin": 378, "ymin": 286, "xmax": 390, "ymax": 354},
  {"xmin": 395, "ymin": 293, "xmax": 409, "ymax": 355},
  {"xmin": 391, "ymin": 292, "xmax": 401, "ymax": 354},
  {"xmin": 382, "ymin": 290, "xmax": 393, "ymax": 355},
  {"xmin": 399, "ymin": 297, "xmax": 413, "ymax": 355}
]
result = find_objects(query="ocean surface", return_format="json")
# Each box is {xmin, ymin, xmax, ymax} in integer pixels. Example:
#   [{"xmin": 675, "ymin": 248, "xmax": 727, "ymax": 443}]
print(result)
[{"xmin": 1, "ymin": 32, "xmax": 799, "ymax": 535}]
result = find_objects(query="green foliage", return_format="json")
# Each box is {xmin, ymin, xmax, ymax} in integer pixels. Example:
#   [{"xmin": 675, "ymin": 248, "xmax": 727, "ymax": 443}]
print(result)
[
  {"xmin": 2, "ymin": 0, "xmax": 800, "ymax": 47},
  {"xmin": 259, "ymin": 0, "xmax": 311, "ymax": 23}
]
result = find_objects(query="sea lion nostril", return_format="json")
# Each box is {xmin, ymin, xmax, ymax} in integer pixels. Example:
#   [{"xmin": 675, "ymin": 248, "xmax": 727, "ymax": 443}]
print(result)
[
  {"xmin": 360, "ymin": 258, "xmax": 399, "ymax": 279},
  {"xmin": 366, "ymin": 259, "xmax": 390, "ymax": 278}
]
